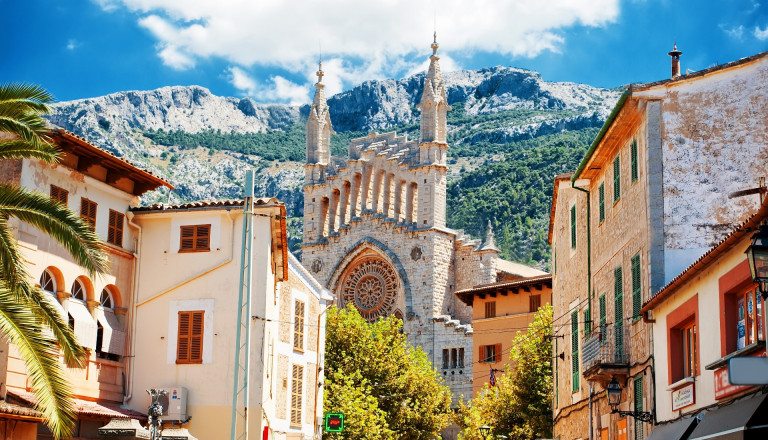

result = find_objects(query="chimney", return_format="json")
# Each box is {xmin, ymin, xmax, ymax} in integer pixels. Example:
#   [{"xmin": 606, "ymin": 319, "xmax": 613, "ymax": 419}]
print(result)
[{"xmin": 668, "ymin": 42, "xmax": 683, "ymax": 78}]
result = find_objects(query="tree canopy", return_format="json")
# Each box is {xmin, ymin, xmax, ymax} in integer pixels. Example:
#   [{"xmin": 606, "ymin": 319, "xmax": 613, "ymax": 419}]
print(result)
[
  {"xmin": 323, "ymin": 304, "xmax": 453, "ymax": 440},
  {"xmin": 457, "ymin": 305, "xmax": 553, "ymax": 440}
]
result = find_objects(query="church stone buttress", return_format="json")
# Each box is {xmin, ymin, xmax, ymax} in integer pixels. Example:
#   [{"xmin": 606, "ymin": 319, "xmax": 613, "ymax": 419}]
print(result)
[{"xmin": 302, "ymin": 38, "xmax": 502, "ymax": 407}]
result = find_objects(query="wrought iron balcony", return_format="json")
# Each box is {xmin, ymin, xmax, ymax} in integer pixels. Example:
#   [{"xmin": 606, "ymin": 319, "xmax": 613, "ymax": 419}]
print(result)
[{"xmin": 582, "ymin": 324, "xmax": 630, "ymax": 383}]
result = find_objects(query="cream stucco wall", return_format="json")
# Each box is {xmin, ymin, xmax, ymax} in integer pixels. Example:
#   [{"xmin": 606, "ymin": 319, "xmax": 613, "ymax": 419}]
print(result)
[
  {"xmin": 129, "ymin": 204, "xmax": 328, "ymax": 440},
  {"xmin": 7, "ymin": 157, "xmax": 138, "ymax": 403},
  {"xmin": 650, "ymin": 237, "xmax": 759, "ymax": 423}
]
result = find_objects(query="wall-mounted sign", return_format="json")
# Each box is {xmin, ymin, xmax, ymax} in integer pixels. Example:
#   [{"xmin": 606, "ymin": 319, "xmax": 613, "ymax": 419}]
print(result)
[
  {"xmin": 671, "ymin": 382, "xmax": 695, "ymax": 411},
  {"xmin": 714, "ymin": 348, "xmax": 766, "ymax": 400},
  {"xmin": 615, "ymin": 418, "xmax": 627, "ymax": 440}
]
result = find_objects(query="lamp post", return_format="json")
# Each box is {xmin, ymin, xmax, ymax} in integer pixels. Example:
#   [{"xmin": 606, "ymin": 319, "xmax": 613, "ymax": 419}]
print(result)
[
  {"xmin": 479, "ymin": 425, "xmax": 491, "ymax": 439},
  {"xmin": 745, "ymin": 224, "xmax": 768, "ymax": 299},
  {"xmin": 604, "ymin": 377, "xmax": 653, "ymax": 423}
]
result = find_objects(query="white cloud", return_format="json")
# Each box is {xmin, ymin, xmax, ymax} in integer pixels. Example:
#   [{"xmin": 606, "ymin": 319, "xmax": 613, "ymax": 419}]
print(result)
[
  {"xmin": 66, "ymin": 39, "xmax": 80, "ymax": 51},
  {"xmin": 721, "ymin": 24, "xmax": 745, "ymax": 40},
  {"xmin": 227, "ymin": 66, "xmax": 308, "ymax": 105},
  {"xmin": 756, "ymin": 25, "xmax": 768, "ymax": 40},
  {"xmin": 97, "ymin": 0, "xmax": 619, "ymax": 95}
]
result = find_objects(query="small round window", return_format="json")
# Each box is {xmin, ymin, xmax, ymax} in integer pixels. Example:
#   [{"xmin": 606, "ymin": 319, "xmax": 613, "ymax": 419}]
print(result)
[
  {"xmin": 40, "ymin": 271, "xmax": 56, "ymax": 294},
  {"xmin": 100, "ymin": 288, "xmax": 113, "ymax": 309},
  {"xmin": 71, "ymin": 280, "xmax": 86, "ymax": 302}
]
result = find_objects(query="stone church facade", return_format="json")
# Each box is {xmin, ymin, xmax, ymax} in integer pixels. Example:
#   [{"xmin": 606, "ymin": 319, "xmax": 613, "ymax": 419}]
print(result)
[{"xmin": 301, "ymin": 37, "xmax": 539, "ymax": 404}]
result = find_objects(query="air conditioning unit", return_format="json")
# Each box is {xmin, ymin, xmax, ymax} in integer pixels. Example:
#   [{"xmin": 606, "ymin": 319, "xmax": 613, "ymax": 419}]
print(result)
[{"xmin": 156, "ymin": 387, "xmax": 188, "ymax": 421}]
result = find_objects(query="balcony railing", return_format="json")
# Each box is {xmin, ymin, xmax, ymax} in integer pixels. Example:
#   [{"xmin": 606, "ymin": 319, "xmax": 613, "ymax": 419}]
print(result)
[{"xmin": 582, "ymin": 324, "xmax": 630, "ymax": 373}]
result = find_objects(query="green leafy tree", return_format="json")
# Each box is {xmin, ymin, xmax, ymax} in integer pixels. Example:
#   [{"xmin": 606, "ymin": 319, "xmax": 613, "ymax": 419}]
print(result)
[
  {"xmin": 324, "ymin": 304, "xmax": 452, "ymax": 440},
  {"xmin": 457, "ymin": 305, "xmax": 553, "ymax": 440},
  {"xmin": 0, "ymin": 83, "xmax": 108, "ymax": 438}
]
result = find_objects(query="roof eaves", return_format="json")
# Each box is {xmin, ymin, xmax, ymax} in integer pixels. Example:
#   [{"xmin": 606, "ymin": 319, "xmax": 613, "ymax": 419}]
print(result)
[
  {"xmin": 548, "ymin": 173, "xmax": 574, "ymax": 244},
  {"xmin": 631, "ymin": 51, "xmax": 768, "ymax": 91},
  {"xmin": 571, "ymin": 91, "xmax": 630, "ymax": 182},
  {"xmin": 455, "ymin": 274, "xmax": 553, "ymax": 306}
]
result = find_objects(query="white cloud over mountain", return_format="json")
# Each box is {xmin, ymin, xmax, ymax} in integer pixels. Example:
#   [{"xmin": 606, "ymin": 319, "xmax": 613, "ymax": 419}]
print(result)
[{"xmin": 95, "ymin": 0, "xmax": 619, "ymax": 103}]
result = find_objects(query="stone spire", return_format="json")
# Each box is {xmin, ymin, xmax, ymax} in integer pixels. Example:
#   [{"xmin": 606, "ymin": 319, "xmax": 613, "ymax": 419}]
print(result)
[
  {"xmin": 479, "ymin": 220, "xmax": 500, "ymax": 252},
  {"xmin": 418, "ymin": 32, "xmax": 451, "ymax": 144},
  {"xmin": 306, "ymin": 60, "xmax": 333, "ymax": 165}
]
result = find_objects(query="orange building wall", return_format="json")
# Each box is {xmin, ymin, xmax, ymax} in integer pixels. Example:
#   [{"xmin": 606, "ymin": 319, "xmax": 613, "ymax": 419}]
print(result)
[{"xmin": 470, "ymin": 287, "xmax": 552, "ymax": 397}]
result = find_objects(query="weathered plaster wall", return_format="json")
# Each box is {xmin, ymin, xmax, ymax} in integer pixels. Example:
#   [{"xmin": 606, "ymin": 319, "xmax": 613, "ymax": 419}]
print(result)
[{"xmin": 635, "ymin": 57, "xmax": 768, "ymax": 281}]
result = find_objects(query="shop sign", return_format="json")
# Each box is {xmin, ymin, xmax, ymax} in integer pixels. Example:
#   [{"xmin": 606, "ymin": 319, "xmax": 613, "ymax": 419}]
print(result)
[
  {"xmin": 715, "ymin": 348, "xmax": 766, "ymax": 400},
  {"xmin": 671, "ymin": 382, "xmax": 695, "ymax": 411},
  {"xmin": 616, "ymin": 418, "xmax": 627, "ymax": 440}
]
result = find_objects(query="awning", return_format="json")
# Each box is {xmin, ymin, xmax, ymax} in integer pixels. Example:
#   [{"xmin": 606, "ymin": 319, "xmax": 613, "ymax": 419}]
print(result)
[
  {"xmin": 41, "ymin": 293, "xmax": 67, "ymax": 340},
  {"xmin": 66, "ymin": 300, "xmax": 97, "ymax": 350},
  {"xmin": 96, "ymin": 308, "xmax": 126, "ymax": 356},
  {"xmin": 646, "ymin": 416, "xmax": 698, "ymax": 440},
  {"xmin": 689, "ymin": 393, "xmax": 768, "ymax": 440}
]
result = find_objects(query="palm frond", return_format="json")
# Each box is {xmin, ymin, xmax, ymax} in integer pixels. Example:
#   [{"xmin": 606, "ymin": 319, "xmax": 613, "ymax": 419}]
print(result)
[
  {"xmin": 0, "ymin": 83, "xmax": 55, "ymax": 160},
  {"xmin": 0, "ymin": 138, "xmax": 60, "ymax": 162},
  {"xmin": 0, "ymin": 113, "xmax": 54, "ymax": 155},
  {"xmin": 0, "ymin": 215, "xmax": 29, "ymax": 295},
  {"xmin": 0, "ymin": 184, "xmax": 109, "ymax": 276},
  {"xmin": 0, "ymin": 83, "xmax": 54, "ymax": 114},
  {"xmin": 0, "ymin": 223, "xmax": 86, "ymax": 367},
  {"xmin": 0, "ymin": 289, "xmax": 77, "ymax": 439}
]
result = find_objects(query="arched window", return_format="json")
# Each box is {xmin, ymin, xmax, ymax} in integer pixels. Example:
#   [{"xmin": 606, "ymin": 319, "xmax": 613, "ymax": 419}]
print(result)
[
  {"xmin": 71, "ymin": 279, "xmax": 86, "ymax": 302},
  {"xmin": 100, "ymin": 288, "xmax": 114, "ymax": 309},
  {"xmin": 40, "ymin": 271, "xmax": 56, "ymax": 294}
]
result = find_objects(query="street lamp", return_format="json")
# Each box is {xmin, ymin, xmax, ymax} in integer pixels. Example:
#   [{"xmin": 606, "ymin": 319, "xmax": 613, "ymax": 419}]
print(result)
[
  {"xmin": 605, "ymin": 377, "xmax": 653, "ymax": 423},
  {"xmin": 479, "ymin": 425, "xmax": 491, "ymax": 439},
  {"xmin": 746, "ymin": 224, "xmax": 768, "ymax": 299}
]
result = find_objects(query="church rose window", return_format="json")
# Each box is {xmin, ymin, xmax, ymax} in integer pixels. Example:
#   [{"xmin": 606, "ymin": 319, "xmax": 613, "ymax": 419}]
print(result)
[{"xmin": 341, "ymin": 258, "xmax": 398, "ymax": 321}]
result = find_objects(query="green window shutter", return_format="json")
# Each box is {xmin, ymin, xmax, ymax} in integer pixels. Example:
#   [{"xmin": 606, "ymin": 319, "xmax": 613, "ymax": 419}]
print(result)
[
  {"xmin": 571, "ymin": 205, "xmax": 577, "ymax": 249},
  {"xmin": 584, "ymin": 308, "xmax": 592, "ymax": 335},
  {"xmin": 631, "ymin": 138, "xmax": 639, "ymax": 183},
  {"xmin": 613, "ymin": 155, "xmax": 621, "ymax": 202},
  {"xmin": 634, "ymin": 375, "xmax": 644, "ymax": 439},
  {"xmin": 614, "ymin": 267, "xmax": 624, "ymax": 356},
  {"xmin": 632, "ymin": 254, "xmax": 642, "ymax": 319},
  {"xmin": 599, "ymin": 183, "xmax": 605, "ymax": 223},
  {"xmin": 571, "ymin": 310, "xmax": 579, "ymax": 391},
  {"xmin": 599, "ymin": 294, "xmax": 607, "ymax": 338}
]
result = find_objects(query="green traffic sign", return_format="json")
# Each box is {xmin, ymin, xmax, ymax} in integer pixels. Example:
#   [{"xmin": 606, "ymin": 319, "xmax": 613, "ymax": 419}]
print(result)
[{"xmin": 325, "ymin": 413, "xmax": 344, "ymax": 432}]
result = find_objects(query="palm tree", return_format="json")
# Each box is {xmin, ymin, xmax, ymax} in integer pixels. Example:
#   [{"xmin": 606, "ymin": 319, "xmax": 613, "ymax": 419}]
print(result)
[{"xmin": 0, "ymin": 83, "xmax": 108, "ymax": 438}]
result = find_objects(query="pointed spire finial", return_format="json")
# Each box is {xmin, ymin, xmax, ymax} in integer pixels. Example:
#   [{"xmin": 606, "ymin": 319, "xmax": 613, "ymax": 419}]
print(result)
[
  {"xmin": 431, "ymin": 31, "xmax": 439, "ymax": 57},
  {"xmin": 316, "ymin": 60, "xmax": 324, "ymax": 84},
  {"xmin": 479, "ymin": 219, "xmax": 499, "ymax": 252}
]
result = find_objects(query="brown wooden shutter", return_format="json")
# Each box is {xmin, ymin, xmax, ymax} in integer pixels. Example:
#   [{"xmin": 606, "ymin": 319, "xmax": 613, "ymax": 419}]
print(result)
[
  {"xmin": 180, "ymin": 226, "xmax": 195, "ymax": 251},
  {"xmin": 108, "ymin": 210, "xmax": 124, "ymax": 246},
  {"xmin": 479, "ymin": 345, "xmax": 486, "ymax": 363},
  {"xmin": 190, "ymin": 311, "xmax": 204, "ymax": 362},
  {"xmin": 177, "ymin": 311, "xmax": 204, "ymax": 364},
  {"xmin": 51, "ymin": 185, "xmax": 68, "ymax": 205},
  {"xmin": 80, "ymin": 198, "xmax": 97, "ymax": 231},
  {"xmin": 494, "ymin": 344, "xmax": 502, "ymax": 363},
  {"xmin": 177, "ymin": 312, "xmax": 190, "ymax": 363},
  {"xmin": 179, "ymin": 225, "xmax": 211, "ymax": 252},
  {"xmin": 195, "ymin": 225, "xmax": 210, "ymax": 250},
  {"xmin": 294, "ymin": 301, "xmax": 305, "ymax": 351},
  {"xmin": 529, "ymin": 294, "xmax": 541, "ymax": 312},
  {"xmin": 290, "ymin": 364, "xmax": 304, "ymax": 425}
]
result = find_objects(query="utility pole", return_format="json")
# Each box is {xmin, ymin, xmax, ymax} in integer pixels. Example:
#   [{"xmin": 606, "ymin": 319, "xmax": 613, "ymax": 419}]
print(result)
[{"xmin": 231, "ymin": 170, "xmax": 255, "ymax": 440}]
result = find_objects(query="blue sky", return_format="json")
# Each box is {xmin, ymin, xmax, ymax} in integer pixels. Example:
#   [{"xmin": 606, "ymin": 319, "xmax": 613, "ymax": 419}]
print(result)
[{"xmin": 3, "ymin": 0, "xmax": 767, "ymax": 104}]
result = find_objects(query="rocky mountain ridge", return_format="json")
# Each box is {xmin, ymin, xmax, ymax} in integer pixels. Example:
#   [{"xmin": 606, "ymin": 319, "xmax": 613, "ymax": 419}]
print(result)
[{"xmin": 45, "ymin": 66, "xmax": 620, "ymax": 262}]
